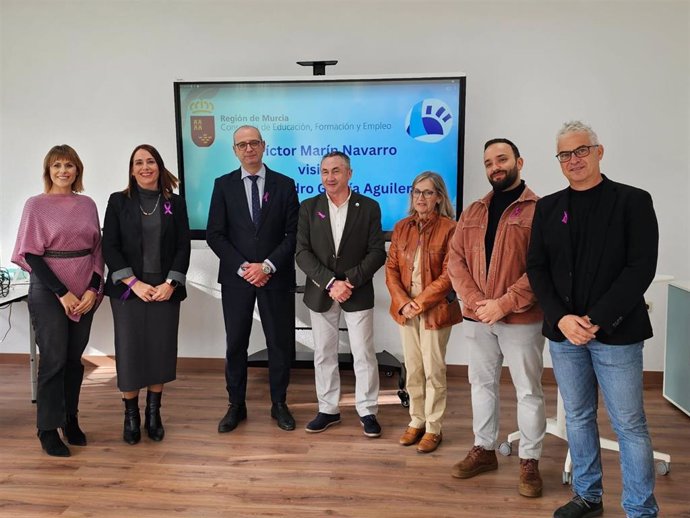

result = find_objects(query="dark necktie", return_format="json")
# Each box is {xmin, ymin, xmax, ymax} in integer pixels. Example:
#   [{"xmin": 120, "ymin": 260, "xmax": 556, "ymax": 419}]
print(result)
[{"xmin": 248, "ymin": 175, "xmax": 261, "ymax": 228}]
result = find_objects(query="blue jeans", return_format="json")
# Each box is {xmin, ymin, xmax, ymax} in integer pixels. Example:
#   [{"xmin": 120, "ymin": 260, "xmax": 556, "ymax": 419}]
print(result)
[{"xmin": 549, "ymin": 340, "xmax": 659, "ymax": 518}]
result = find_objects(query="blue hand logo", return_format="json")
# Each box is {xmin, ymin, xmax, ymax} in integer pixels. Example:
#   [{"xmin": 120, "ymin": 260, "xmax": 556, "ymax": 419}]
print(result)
[{"xmin": 405, "ymin": 99, "xmax": 454, "ymax": 143}]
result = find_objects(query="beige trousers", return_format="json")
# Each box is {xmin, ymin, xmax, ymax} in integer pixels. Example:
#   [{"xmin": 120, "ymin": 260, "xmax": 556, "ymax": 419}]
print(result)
[
  {"xmin": 310, "ymin": 304, "xmax": 379, "ymax": 417},
  {"xmin": 400, "ymin": 318, "xmax": 451, "ymax": 435}
]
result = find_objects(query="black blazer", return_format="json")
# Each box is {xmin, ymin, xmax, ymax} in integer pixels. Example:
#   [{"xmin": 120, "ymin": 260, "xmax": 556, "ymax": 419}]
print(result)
[
  {"xmin": 102, "ymin": 189, "xmax": 191, "ymax": 302},
  {"xmin": 296, "ymin": 192, "xmax": 386, "ymax": 313},
  {"xmin": 206, "ymin": 166, "xmax": 299, "ymax": 291},
  {"xmin": 526, "ymin": 176, "xmax": 658, "ymax": 344}
]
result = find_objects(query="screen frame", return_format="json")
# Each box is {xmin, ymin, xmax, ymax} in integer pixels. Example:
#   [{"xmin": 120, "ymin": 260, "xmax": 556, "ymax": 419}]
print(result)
[{"xmin": 173, "ymin": 73, "xmax": 466, "ymax": 240}]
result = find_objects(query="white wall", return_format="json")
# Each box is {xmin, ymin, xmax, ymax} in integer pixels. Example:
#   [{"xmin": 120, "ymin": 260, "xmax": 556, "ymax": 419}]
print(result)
[{"xmin": 1, "ymin": 0, "xmax": 688, "ymax": 371}]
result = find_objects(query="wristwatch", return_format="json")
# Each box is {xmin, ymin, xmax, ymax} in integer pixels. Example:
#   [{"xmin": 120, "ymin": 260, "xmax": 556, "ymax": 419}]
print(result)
[
  {"xmin": 166, "ymin": 279, "xmax": 180, "ymax": 289},
  {"xmin": 261, "ymin": 262, "xmax": 272, "ymax": 275}
]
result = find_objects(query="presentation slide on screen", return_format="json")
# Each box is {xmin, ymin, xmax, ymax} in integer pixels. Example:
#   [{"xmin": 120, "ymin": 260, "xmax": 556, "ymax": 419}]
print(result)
[{"xmin": 175, "ymin": 77, "xmax": 464, "ymax": 233}]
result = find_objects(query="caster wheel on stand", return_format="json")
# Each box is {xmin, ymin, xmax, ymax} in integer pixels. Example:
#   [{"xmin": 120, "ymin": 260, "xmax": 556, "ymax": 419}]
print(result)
[
  {"xmin": 398, "ymin": 390, "xmax": 410, "ymax": 408},
  {"xmin": 498, "ymin": 441, "xmax": 513, "ymax": 456},
  {"xmin": 655, "ymin": 461, "xmax": 670, "ymax": 476}
]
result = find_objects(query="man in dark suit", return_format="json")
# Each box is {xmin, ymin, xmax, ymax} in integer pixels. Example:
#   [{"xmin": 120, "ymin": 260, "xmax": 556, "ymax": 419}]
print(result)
[
  {"xmin": 207, "ymin": 125, "xmax": 299, "ymax": 432},
  {"xmin": 296, "ymin": 151, "xmax": 386, "ymax": 437},
  {"xmin": 527, "ymin": 121, "xmax": 659, "ymax": 518}
]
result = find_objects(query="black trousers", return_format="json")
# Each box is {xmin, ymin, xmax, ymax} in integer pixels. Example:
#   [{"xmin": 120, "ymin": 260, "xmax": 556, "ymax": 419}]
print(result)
[
  {"xmin": 221, "ymin": 286, "xmax": 295, "ymax": 405},
  {"xmin": 28, "ymin": 275, "xmax": 95, "ymax": 430}
]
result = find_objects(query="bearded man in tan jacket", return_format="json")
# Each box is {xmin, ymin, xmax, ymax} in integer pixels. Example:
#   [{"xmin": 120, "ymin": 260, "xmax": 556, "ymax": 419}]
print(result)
[{"xmin": 447, "ymin": 138, "xmax": 545, "ymax": 498}]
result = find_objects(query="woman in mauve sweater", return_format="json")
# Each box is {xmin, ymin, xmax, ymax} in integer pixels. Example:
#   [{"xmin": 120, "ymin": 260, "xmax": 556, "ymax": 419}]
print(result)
[{"xmin": 12, "ymin": 144, "xmax": 104, "ymax": 457}]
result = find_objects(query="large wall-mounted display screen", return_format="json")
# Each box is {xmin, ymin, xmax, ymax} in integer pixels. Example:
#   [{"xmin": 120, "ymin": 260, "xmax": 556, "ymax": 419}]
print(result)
[{"xmin": 174, "ymin": 75, "xmax": 465, "ymax": 239}]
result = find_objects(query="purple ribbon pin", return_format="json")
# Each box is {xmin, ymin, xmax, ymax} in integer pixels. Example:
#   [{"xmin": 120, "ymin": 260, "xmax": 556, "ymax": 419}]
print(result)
[
  {"xmin": 316, "ymin": 211, "xmax": 326, "ymax": 220},
  {"xmin": 163, "ymin": 201, "xmax": 172, "ymax": 215},
  {"xmin": 263, "ymin": 192, "xmax": 269, "ymax": 203},
  {"xmin": 512, "ymin": 207, "xmax": 522, "ymax": 217},
  {"xmin": 562, "ymin": 210, "xmax": 568, "ymax": 224}
]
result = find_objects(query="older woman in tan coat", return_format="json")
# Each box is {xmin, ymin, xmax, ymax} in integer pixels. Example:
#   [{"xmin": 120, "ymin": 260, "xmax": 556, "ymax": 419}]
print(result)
[{"xmin": 385, "ymin": 172, "xmax": 461, "ymax": 453}]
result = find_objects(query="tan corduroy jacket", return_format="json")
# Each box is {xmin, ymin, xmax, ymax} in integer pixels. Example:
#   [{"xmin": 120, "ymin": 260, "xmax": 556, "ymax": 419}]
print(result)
[
  {"xmin": 447, "ymin": 185, "xmax": 543, "ymax": 324},
  {"xmin": 385, "ymin": 212, "xmax": 462, "ymax": 329}
]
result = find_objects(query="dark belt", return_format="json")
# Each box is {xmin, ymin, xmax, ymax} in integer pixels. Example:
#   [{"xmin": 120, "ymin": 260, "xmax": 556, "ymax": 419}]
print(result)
[{"xmin": 43, "ymin": 249, "xmax": 91, "ymax": 258}]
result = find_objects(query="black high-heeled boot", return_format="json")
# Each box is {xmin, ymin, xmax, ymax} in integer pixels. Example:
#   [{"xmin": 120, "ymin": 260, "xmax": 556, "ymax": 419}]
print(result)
[
  {"xmin": 145, "ymin": 390, "xmax": 165, "ymax": 441},
  {"xmin": 123, "ymin": 397, "xmax": 141, "ymax": 445},
  {"xmin": 62, "ymin": 413, "xmax": 87, "ymax": 446},
  {"xmin": 37, "ymin": 429, "xmax": 70, "ymax": 457}
]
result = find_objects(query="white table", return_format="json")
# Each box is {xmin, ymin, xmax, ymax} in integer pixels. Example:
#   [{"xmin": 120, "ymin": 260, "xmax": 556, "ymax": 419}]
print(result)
[{"xmin": 0, "ymin": 283, "xmax": 36, "ymax": 402}]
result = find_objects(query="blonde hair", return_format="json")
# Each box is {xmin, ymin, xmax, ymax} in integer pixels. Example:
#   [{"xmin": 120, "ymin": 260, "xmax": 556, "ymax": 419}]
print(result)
[{"xmin": 408, "ymin": 171, "xmax": 455, "ymax": 219}]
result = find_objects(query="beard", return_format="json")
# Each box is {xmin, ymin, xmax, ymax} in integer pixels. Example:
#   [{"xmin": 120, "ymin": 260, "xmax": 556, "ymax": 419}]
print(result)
[{"xmin": 488, "ymin": 165, "xmax": 519, "ymax": 191}]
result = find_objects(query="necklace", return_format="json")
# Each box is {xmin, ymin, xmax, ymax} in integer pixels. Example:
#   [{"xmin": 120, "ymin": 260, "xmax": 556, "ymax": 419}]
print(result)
[{"xmin": 140, "ymin": 194, "xmax": 161, "ymax": 216}]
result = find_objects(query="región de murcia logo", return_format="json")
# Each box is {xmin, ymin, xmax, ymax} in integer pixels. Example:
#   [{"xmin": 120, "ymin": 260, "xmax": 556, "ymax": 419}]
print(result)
[{"xmin": 190, "ymin": 100, "xmax": 215, "ymax": 147}]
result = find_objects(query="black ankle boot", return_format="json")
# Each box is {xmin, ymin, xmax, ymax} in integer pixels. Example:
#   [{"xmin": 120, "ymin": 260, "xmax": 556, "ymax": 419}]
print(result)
[
  {"xmin": 38, "ymin": 429, "xmax": 70, "ymax": 457},
  {"xmin": 123, "ymin": 397, "xmax": 141, "ymax": 445},
  {"xmin": 145, "ymin": 390, "xmax": 165, "ymax": 441},
  {"xmin": 62, "ymin": 414, "xmax": 87, "ymax": 446}
]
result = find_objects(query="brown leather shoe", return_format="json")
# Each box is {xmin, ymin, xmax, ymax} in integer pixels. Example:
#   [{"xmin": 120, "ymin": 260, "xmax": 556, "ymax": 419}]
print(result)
[
  {"xmin": 451, "ymin": 445, "xmax": 498, "ymax": 479},
  {"xmin": 399, "ymin": 426, "xmax": 425, "ymax": 446},
  {"xmin": 416, "ymin": 432, "xmax": 442, "ymax": 453},
  {"xmin": 518, "ymin": 458, "xmax": 542, "ymax": 497}
]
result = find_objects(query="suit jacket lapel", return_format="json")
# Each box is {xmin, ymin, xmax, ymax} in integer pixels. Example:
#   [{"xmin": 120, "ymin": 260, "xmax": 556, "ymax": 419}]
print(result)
[
  {"xmin": 316, "ymin": 194, "xmax": 336, "ymax": 254},
  {"xmin": 258, "ymin": 169, "xmax": 276, "ymax": 231},
  {"xmin": 230, "ymin": 170, "xmax": 254, "ymax": 229},
  {"xmin": 128, "ymin": 190, "xmax": 144, "ymax": 241},
  {"xmin": 337, "ymin": 193, "xmax": 361, "ymax": 256},
  {"xmin": 555, "ymin": 190, "xmax": 573, "ymax": 272},
  {"xmin": 161, "ymin": 196, "xmax": 172, "ymax": 238}
]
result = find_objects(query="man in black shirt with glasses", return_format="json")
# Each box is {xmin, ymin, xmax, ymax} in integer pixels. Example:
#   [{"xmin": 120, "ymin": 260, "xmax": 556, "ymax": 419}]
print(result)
[{"xmin": 527, "ymin": 120, "xmax": 659, "ymax": 518}]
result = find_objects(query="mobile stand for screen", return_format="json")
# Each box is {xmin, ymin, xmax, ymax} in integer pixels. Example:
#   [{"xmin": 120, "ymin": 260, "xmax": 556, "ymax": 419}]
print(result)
[{"xmin": 247, "ymin": 286, "xmax": 408, "ymax": 407}]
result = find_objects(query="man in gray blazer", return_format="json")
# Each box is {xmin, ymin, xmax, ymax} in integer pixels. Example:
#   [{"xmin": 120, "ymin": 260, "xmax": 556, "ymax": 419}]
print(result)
[{"xmin": 296, "ymin": 151, "xmax": 386, "ymax": 437}]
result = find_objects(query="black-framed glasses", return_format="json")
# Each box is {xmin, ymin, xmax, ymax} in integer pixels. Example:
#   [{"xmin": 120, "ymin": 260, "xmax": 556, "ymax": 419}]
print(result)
[
  {"xmin": 556, "ymin": 145, "xmax": 599, "ymax": 163},
  {"xmin": 412, "ymin": 189, "xmax": 436, "ymax": 198},
  {"xmin": 234, "ymin": 140, "xmax": 263, "ymax": 151}
]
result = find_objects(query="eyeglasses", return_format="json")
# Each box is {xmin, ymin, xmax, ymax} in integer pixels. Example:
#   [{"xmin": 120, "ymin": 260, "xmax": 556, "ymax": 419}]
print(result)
[
  {"xmin": 556, "ymin": 145, "xmax": 599, "ymax": 163},
  {"xmin": 412, "ymin": 189, "xmax": 436, "ymax": 198},
  {"xmin": 234, "ymin": 140, "xmax": 263, "ymax": 151}
]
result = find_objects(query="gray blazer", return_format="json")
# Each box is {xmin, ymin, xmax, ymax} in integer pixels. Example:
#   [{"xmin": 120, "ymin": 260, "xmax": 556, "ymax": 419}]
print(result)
[{"xmin": 296, "ymin": 191, "xmax": 386, "ymax": 313}]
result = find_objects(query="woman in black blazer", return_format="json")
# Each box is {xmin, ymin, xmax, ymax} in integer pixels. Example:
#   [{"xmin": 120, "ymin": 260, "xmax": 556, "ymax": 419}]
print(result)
[{"xmin": 102, "ymin": 144, "xmax": 191, "ymax": 445}]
